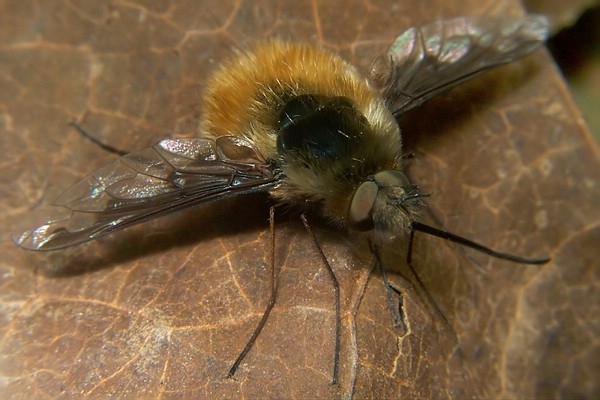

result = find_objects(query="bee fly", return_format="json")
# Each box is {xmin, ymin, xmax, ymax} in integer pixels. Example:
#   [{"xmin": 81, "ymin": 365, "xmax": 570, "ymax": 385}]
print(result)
[{"xmin": 15, "ymin": 15, "xmax": 551, "ymax": 384}]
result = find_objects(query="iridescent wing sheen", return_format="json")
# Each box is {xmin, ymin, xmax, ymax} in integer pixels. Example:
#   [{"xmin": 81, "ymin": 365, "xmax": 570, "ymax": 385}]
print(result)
[
  {"xmin": 370, "ymin": 14, "xmax": 549, "ymax": 116},
  {"xmin": 15, "ymin": 136, "xmax": 279, "ymax": 251}
]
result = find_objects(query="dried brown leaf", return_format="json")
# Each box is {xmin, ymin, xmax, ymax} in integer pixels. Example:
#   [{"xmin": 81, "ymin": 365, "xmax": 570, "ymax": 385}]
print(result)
[{"xmin": 1, "ymin": 0, "xmax": 598, "ymax": 399}]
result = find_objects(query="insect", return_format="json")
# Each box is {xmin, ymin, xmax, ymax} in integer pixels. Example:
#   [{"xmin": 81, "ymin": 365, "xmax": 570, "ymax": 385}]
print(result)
[{"xmin": 15, "ymin": 15, "xmax": 550, "ymax": 384}]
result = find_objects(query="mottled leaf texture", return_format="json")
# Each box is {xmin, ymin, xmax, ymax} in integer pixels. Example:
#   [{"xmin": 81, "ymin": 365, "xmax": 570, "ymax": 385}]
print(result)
[{"xmin": 0, "ymin": 1, "xmax": 598, "ymax": 399}]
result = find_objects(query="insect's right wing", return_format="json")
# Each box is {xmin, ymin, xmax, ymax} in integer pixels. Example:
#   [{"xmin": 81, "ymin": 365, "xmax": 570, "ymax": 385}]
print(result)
[
  {"xmin": 15, "ymin": 136, "xmax": 280, "ymax": 251},
  {"xmin": 370, "ymin": 14, "xmax": 549, "ymax": 116}
]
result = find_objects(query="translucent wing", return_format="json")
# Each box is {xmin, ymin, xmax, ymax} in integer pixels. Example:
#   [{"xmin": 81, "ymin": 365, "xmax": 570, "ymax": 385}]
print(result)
[
  {"xmin": 370, "ymin": 14, "xmax": 549, "ymax": 116},
  {"xmin": 15, "ymin": 136, "xmax": 279, "ymax": 251}
]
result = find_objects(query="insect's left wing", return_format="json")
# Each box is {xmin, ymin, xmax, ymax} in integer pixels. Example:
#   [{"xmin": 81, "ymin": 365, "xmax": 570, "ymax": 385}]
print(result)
[
  {"xmin": 15, "ymin": 136, "xmax": 279, "ymax": 251},
  {"xmin": 370, "ymin": 14, "xmax": 549, "ymax": 116}
]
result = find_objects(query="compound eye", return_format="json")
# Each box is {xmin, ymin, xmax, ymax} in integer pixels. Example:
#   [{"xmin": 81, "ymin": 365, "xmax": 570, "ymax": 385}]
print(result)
[
  {"xmin": 373, "ymin": 170, "xmax": 411, "ymax": 188},
  {"xmin": 347, "ymin": 180, "xmax": 378, "ymax": 231}
]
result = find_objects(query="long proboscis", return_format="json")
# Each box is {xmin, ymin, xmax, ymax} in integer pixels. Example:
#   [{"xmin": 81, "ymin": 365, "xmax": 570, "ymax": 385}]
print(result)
[{"xmin": 410, "ymin": 222, "xmax": 550, "ymax": 265}]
